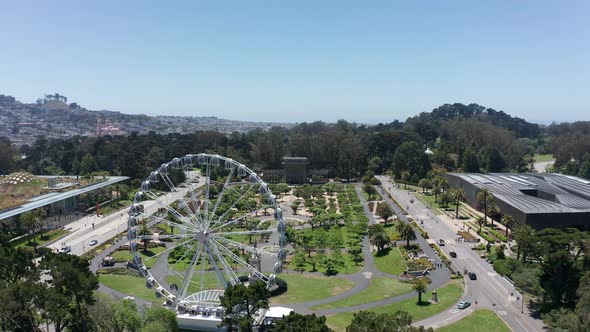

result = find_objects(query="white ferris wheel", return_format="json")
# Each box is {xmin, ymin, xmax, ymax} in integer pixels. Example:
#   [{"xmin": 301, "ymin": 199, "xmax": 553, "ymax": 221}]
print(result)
[{"xmin": 126, "ymin": 153, "xmax": 286, "ymax": 310}]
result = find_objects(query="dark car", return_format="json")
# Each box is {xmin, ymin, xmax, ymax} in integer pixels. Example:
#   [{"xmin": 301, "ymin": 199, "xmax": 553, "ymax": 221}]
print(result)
[
  {"xmin": 449, "ymin": 251, "xmax": 457, "ymax": 258},
  {"xmin": 468, "ymin": 272, "xmax": 477, "ymax": 280}
]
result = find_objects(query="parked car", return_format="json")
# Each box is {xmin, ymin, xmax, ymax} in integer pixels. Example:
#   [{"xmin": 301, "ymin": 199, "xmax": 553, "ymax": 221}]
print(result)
[
  {"xmin": 468, "ymin": 272, "xmax": 477, "ymax": 280},
  {"xmin": 458, "ymin": 300, "xmax": 471, "ymax": 309},
  {"xmin": 89, "ymin": 240, "xmax": 98, "ymax": 246},
  {"xmin": 449, "ymin": 251, "xmax": 457, "ymax": 258}
]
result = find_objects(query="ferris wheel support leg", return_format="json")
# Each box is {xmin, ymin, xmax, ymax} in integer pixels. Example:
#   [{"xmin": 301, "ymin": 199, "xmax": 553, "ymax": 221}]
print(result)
[
  {"xmin": 210, "ymin": 241, "xmax": 241, "ymax": 286},
  {"xmin": 212, "ymin": 239, "xmax": 269, "ymax": 283},
  {"xmin": 174, "ymin": 242, "xmax": 204, "ymax": 307},
  {"xmin": 205, "ymin": 243, "xmax": 227, "ymax": 290}
]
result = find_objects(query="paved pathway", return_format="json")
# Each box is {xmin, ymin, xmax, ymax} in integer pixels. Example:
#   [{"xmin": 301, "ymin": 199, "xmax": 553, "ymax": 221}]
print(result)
[
  {"xmin": 378, "ymin": 176, "xmax": 545, "ymax": 331},
  {"xmin": 92, "ymin": 181, "xmax": 455, "ymax": 325}
]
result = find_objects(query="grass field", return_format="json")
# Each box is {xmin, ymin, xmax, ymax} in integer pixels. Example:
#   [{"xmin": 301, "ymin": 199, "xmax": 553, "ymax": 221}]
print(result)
[
  {"xmin": 112, "ymin": 246, "xmax": 166, "ymax": 268},
  {"xmin": 270, "ymin": 274, "xmax": 354, "ymax": 305},
  {"xmin": 165, "ymin": 272, "xmax": 225, "ymax": 294},
  {"xmin": 383, "ymin": 223, "xmax": 400, "ymax": 240},
  {"xmin": 374, "ymin": 247, "xmax": 406, "ymax": 275},
  {"xmin": 297, "ymin": 251, "xmax": 363, "ymax": 275},
  {"xmin": 310, "ymin": 276, "xmax": 413, "ymax": 310},
  {"xmin": 533, "ymin": 154, "xmax": 554, "ymax": 162},
  {"xmin": 99, "ymin": 274, "xmax": 160, "ymax": 302},
  {"xmin": 325, "ymin": 280, "xmax": 463, "ymax": 332},
  {"xmin": 415, "ymin": 194, "xmax": 448, "ymax": 215},
  {"xmin": 13, "ymin": 229, "xmax": 70, "ymax": 249},
  {"xmin": 436, "ymin": 309, "xmax": 510, "ymax": 332}
]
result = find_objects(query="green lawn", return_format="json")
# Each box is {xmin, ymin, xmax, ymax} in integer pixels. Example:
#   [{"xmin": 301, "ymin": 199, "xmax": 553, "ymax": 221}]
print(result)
[
  {"xmin": 383, "ymin": 223, "xmax": 400, "ymax": 240},
  {"xmin": 99, "ymin": 274, "xmax": 160, "ymax": 302},
  {"xmin": 101, "ymin": 199, "xmax": 132, "ymax": 217},
  {"xmin": 374, "ymin": 247, "xmax": 406, "ymax": 275},
  {"xmin": 297, "ymin": 251, "xmax": 363, "ymax": 275},
  {"xmin": 415, "ymin": 194, "xmax": 447, "ymax": 215},
  {"xmin": 310, "ymin": 276, "xmax": 413, "ymax": 310},
  {"xmin": 436, "ymin": 309, "xmax": 510, "ymax": 332},
  {"xmin": 111, "ymin": 246, "xmax": 166, "ymax": 268},
  {"xmin": 270, "ymin": 274, "xmax": 354, "ymax": 305},
  {"xmin": 533, "ymin": 154, "xmax": 554, "ymax": 162},
  {"xmin": 13, "ymin": 229, "xmax": 70, "ymax": 249},
  {"xmin": 326, "ymin": 280, "xmax": 463, "ymax": 332},
  {"xmin": 165, "ymin": 272, "xmax": 226, "ymax": 294}
]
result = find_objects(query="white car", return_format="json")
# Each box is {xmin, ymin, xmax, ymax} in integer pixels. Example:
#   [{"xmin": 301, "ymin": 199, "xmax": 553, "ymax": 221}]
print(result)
[
  {"xmin": 123, "ymin": 296, "xmax": 135, "ymax": 301},
  {"xmin": 89, "ymin": 240, "xmax": 98, "ymax": 246},
  {"xmin": 59, "ymin": 246, "xmax": 71, "ymax": 254},
  {"xmin": 458, "ymin": 300, "xmax": 471, "ymax": 309}
]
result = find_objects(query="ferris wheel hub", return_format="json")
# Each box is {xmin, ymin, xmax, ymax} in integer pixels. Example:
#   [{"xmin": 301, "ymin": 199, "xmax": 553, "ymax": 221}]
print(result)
[{"xmin": 195, "ymin": 231, "xmax": 208, "ymax": 243}]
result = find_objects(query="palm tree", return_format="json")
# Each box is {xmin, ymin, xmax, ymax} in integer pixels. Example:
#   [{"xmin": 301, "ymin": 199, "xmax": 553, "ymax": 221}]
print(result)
[
  {"xmin": 138, "ymin": 223, "xmax": 152, "ymax": 252},
  {"xmin": 396, "ymin": 222, "xmax": 416, "ymax": 247},
  {"xmin": 370, "ymin": 231, "xmax": 390, "ymax": 252},
  {"xmin": 487, "ymin": 204, "xmax": 500, "ymax": 226},
  {"xmin": 476, "ymin": 189, "xmax": 494, "ymax": 225},
  {"xmin": 414, "ymin": 278, "xmax": 429, "ymax": 303},
  {"xmin": 476, "ymin": 216, "xmax": 486, "ymax": 233},
  {"xmin": 368, "ymin": 224, "xmax": 385, "ymax": 239},
  {"xmin": 439, "ymin": 192, "xmax": 451, "ymax": 209},
  {"xmin": 418, "ymin": 178, "xmax": 432, "ymax": 193},
  {"xmin": 501, "ymin": 215, "xmax": 514, "ymax": 237},
  {"xmin": 450, "ymin": 189, "xmax": 467, "ymax": 219},
  {"xmin": 21, "ymin": 211, "xmax": 42, "ymax": 251},
  {"xmin": 376, "ymin": 203, "xmax": 393, "ymax": 225},
  {"xmin": 401, "ymin": 171, "xmax": 411, "ymax": 189}
]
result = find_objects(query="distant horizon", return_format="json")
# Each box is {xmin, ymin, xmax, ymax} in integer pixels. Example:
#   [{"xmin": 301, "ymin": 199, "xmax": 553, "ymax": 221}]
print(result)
[
  {"xmin": 1, "ymin": 1, "xmax": 588, "ymax": 125},
  {"xmin": 3, "ymin": 92, "xmax": 579, "ymax": 126}
]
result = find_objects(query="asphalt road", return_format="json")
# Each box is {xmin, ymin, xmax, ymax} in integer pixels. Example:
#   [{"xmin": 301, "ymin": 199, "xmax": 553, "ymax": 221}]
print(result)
[
  {"xmin": 48, "ymin": 173, "xmax": 205, "ymax": 256},
  {"xmin": 377, "ymin": 175, "xmax": 545, "ymax": 332}
]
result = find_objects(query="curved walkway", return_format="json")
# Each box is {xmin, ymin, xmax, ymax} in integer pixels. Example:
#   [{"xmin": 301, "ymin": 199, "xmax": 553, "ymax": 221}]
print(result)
[{"xmin": 94, "ymin": 184, "xmax": 455, "ymax": 325}]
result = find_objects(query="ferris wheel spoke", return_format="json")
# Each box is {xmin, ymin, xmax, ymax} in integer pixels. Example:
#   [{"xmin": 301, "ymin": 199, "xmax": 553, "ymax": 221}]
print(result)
[
  {"xmin": 212, "ymin": 239, "xmax": 269, "ymax": 282},
  {"xmin": 147, "ymin": 215, "xmax": 197, "ymax": 233},
  {"xmin": 206, "ymin": 166, "xmax": 236, "ymax": 230},
  {"xmin": 175, "ymin": 242, "xmax": 204, "ymax": 305},
  {"xmin": 210, "ymin": 242, "xmax": 241, "ymax": 286},
  {"xmin": 212, "ymin": 182, "xmax": 258, "ymax": 226},
  {"xmin": 205, "ymin": 243, "xmax": 227, "ymax": 289},
  {"xmin": 170, "ymin": 240, "xmax": 201, "ymax": 273},
  {"xmin": 160, "ymin": 172, "xmax": 203, "ymax": 230},
  {"xmin": 144, "ymin": 190, "xmax": 195, "ymax": 228},
  {"xmin": 199, "ymin": 251, "xmax": 206, "ymax": 291},
  {"xmin": 210, "ymin": 205, "xmax": 271, "ymax": 232},
  {"xmin": 135, "ymin": 233, "xmax": 195, "ymax": 242},
  {"xmin": 213, "ymin": 236, "xmax": 276, "ymax": 257},
  {"xmin": 203, "ymin": 163, "xmax": 212, "ymax": 221},
  {"xmin": 141, "ymin": 238, "xmax": 194, "ymax": 263},
  {"xmin": 215, "ymin": 229, "xmax": 274, "ymax": 237}
]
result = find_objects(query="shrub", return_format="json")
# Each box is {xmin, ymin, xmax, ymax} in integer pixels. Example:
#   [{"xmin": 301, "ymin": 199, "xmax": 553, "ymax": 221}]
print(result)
[{"xmin": 492, "ymin": 257, "xmax": 522, "ymax": 278}]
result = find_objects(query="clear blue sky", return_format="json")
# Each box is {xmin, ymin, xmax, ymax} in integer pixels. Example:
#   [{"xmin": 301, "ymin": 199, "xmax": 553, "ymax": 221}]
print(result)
[{"xmin": 0, "ymin": 1, "xmax": 588, "ymax": 124}]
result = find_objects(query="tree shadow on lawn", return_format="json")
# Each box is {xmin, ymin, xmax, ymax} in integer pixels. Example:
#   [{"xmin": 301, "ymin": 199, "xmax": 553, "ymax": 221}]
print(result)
[{"xmin": 375, "ymin": 248, "xmax": 392, "ymax": 258}]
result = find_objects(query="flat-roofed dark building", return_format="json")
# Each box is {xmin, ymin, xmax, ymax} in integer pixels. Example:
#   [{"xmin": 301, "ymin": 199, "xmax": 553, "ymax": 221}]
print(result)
[
  {"xmin": 282, "ymin": 157, "xmax": 308, "ymax": 185},
  {"xmin": 442, "ymin": 173, "xmax": 590, "ymax": 231}
]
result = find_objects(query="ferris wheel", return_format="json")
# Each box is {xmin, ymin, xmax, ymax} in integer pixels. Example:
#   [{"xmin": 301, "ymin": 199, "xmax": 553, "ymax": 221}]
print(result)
[{"xmin": 126, "ymin": 153, "xmax": 286, "ymax": 309}]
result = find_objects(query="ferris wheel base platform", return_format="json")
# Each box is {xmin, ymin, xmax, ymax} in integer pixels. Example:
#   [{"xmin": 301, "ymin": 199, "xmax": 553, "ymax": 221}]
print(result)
[{"xmin": 177, "ymin": 313, "xmax": 224, "ymax": 332}]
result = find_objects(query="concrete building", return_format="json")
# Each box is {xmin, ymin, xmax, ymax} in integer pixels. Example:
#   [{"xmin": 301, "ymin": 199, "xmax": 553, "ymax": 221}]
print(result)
[
  {"xmin": 0, "ymin": 176, "xmax": 129, "ymax": 221},
  {"xmin": 442, "ymin": 173, "xmax": 590, "ymax": 231},
  {"xmin": 282, "ymin": 157, "xmax": 308, "ymax": 185}
]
